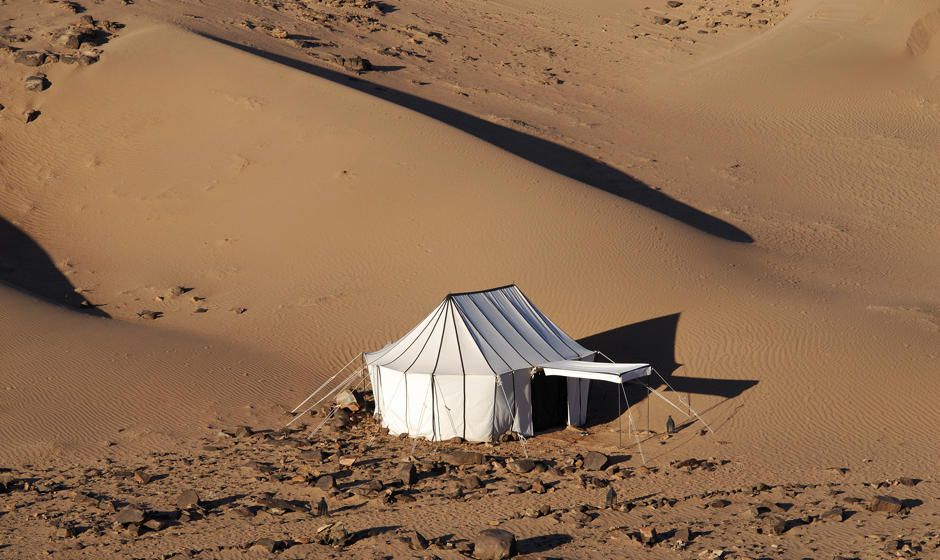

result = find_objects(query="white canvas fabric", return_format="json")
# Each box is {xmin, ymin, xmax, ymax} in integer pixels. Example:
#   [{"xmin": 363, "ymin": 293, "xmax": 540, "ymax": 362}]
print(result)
[
  {"xmin": 364, "ymin": 285, "xmax": 650, "ymax": 441},
  {"xmin": 542, "ymin": 361, "xmax": 651, "ymax": 383}
]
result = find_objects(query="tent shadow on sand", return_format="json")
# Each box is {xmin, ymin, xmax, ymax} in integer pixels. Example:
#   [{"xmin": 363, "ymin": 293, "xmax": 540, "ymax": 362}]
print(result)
[
  {"xmin": 204, "ymin": 35, "xmax": 754, "ymax": 244},
  {"xmin": 0, "ymin": 216, "xmax": 109, "ymax": 318},
  {"xmin": 578, "ymin": 313, "xmax": 757, "ymax": 427}
]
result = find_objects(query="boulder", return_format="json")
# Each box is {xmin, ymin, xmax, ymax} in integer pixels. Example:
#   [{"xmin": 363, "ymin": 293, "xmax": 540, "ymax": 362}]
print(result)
[
  {"xmin": 315, "ymin": 474, "xmax": 337, "ymax": 491},
  {"xmin": 639, "ymin": 526, "xmax": 657, "ymax": 544},
  {"xmin": 24, "ymin": 74, "xmax": 50, "ymax": 92},
  {"xmin": 582, "ymin": 451, "xmax": 608, "ymax": 471},
  {"xmin": 114, "ymin": 505, "xmax": 145, "ymax": 525},
  {"xmin": 474, "ymin": 528, "xmax": 517, "ymax": 559},
  {"xmin": 14, "ymin": 50, "xmax": 46, "ymax": 66},
  {"xmin": 132, "ymin": 469, "xmax": 152, "ymax": 485},
  {"xmin": 442, "ymin": 450, "xmax": 485, "ymax": 466},
  {"xmin": 342, "ymin": 56, "xmax": 372, "ymax": 73},
  {"xmin": 398, "ymin": 462, "xmax": 417, "ymax": 486},
  {"xmin": 176, "ymin": 489, "xmax": 200, "ymax": 510},
  {"xmin": 459, "ymin": 474, "xmax": 483, "ymax": 490},
  {"xmin": 604, "ymin": 487, "xmax": 617, "ymax": 509},
  {"xmin": 820, "ymin": 506, "xmax": 844, "ymax": 522},
  {"xmin": 250, "ymin": 538, "xmax": 279, "ymax": 553},
  {"xmin": 868, "ymin": 495, "xmax": 903, "ymax": 513},
  {"xmin": 508, "ymin": 458, "xmax": 537, "ymax": 474},
  {"xmin": 335, "ymin": 389, "xmax": 360, "ymax": 411},
  {"xmin": 402, "ymin": 530, "xmax": 429, "ymax": 550},
  {"xmin": 315, "ymin": 522, "xmax": 352, "ymax": 548}
]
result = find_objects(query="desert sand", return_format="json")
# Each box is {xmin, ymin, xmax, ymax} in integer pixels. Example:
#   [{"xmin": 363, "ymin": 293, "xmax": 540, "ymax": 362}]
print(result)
[{"xmin": 0, "ymin": 0, "xmax": 938, "ymax": 557}]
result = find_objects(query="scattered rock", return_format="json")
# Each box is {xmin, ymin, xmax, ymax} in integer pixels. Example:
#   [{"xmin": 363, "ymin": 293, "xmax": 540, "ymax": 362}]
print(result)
[
  {"xmin": 316, "ymin": 474, "xmax": 337, "ymax": 491},
  {"xmin": 402, "ymin": 529, "xmax": 429, "ymax": 550},
  {"xmin": 897, "ymin": 477, "xmax": 919, "ymax": 487},
  {"xmin": 24, "ymin": 74, "xmax": 50, "ymax": 92},
  {"xmin": 508, "ymin": 458, "xmax": 537, "ymax": 474},
  {"xmin": 458, "ymin": 474, "xmax": 483, "ymax": 490},
  {"xmin": 269, "ymin": 27, "xmax": 289, "ymax": 39},
  {"xmin": 397, "ymin": 462, "xmax": 417, "ymax": 486},
  {"xmin": 335, "ymin": 389, "xmax": 361, "ymax": 411},
  {"xmin": 708, "ymin": 499, "xmax": 732, "ymax": 508},
  {"xmin": 14, "ymin": 50, "xmax": 46, "ymax": 66},
  {"xmin": 653, "ymin": 15, "xmax": 671, "ymax": 25},
  {"xmin": 442, "ymin": 450, "xmax": 485, "ymax": 466},
  {"xmin": 638, "ymin": 526, "xmax": 657, "ymax": 544},
  {"xmin": 176, "ymin": 489, "xmax": 200, "ymax": 510},
  {"xmin": 474, "ymin": 528, "xmax": 517, "ymax": 559},
  {"xmin": 24, "ymin": 110, "xmax": 41, "ymax": 123},
  {"xmin": 136, "ymin": 309, "xmax": 162, "ymax": 320},
  {"xmin": 342, "ymin": 56, "xmax": 372, "ymax": 73},
  {"xmin": 868, "ymin": 495, "xmax": 903, "ymax": 513},
  {"xmin": 316, "ymin": 496, "xmax": 328, "ymax": 516},
  {"xmin": 820, "ymin": 506, "xmax": 844, "ymax": 522},
  {"xmin": 605, "ymin": 487, "xmax": 617, "ymax": 509},
  {"xmin": 132, "ymin": 469, "xmax": 152, "ymax": 485},
  {"xmin": 114, "ymin": 505, "xmax": 145, "ymax": 525},
  {"xmin": 667, "ymin": 0, "xmax": 684, "ymax": 6},
  {"xmin": 582, "ymin": 451, "xmax": 608, "ymax": 471},
  {"xmin": 250, "ymin": 538, "xmax": 280, "ymax": 553},
  {"xmin": 315, "ymin": 522, "xmax": 352, "ymax": 548}
]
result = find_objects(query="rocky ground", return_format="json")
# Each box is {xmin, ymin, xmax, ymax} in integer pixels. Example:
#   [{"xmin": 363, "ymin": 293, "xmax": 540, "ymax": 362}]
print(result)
[{"xmin": 1, "ymin": 390, "xmax": 935, "ymax": 559}]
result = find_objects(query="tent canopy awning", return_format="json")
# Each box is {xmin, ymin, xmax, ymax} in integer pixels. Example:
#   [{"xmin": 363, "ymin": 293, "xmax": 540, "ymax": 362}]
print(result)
[{"xmin": 541, "ymin": 361, "xmax": 650, "ymax": 384}]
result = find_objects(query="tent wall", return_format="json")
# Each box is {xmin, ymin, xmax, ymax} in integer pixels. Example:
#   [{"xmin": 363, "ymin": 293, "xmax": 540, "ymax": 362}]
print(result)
[{"xmin": 566, "ymin": 377, "xmax": 591, "ymax": 427}]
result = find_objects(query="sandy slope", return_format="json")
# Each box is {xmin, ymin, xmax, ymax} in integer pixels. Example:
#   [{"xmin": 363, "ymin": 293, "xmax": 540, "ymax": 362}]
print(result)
[{"xmin": 0, "ymin": 0, "xmax": 937, "ymax": 487}]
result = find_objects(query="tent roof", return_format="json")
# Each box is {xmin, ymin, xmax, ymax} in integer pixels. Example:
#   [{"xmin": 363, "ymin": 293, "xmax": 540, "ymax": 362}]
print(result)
[
  {"xmin": 541, "ymin": 361, "xmax": 650, "ymax": 383},
  {"xmin": 365, "ymin": 285, "xmax": 594, "ymax": 375}
]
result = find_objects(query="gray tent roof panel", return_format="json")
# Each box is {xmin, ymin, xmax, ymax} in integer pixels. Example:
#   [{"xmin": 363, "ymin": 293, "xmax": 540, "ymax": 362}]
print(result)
[{"xmin": 365, "ymin": 285, "xmax": 593, "ymax": 375}]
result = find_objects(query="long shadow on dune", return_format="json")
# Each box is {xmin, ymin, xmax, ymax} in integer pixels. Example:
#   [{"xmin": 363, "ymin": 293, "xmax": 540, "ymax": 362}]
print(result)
[
  {"xmin": 579, "ymin": 313, "xmax": 757, "ymax": 427},
  {"xmin": 0, "ymin": 216, "xmax": 109, "ymax": 317},
  {"xmin": 203, "ymin": 36, "xmax": 753, "ymax": 244}
]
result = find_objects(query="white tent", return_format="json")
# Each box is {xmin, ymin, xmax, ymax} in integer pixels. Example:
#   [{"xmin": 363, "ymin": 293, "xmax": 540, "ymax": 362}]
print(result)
[{"xmin": 364, "ymin": 285, "xmax": 650, "ymax": 442}]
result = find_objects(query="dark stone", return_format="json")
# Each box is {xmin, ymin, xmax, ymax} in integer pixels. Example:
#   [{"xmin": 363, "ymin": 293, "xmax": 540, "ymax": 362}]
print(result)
[
  {"xmin": 442, "ymin": 450, "xmax": 485, "ymax": 466},
  {"xmin": 820, "ymin": 506, "xmax": 844, "ymax": 522},
  {"xmin": 316, "ymin": 474, "xmax": 337, "ymax": 491},
  {"xmin": 508, "ymin": 458, "xmax": 537, "ymax": 474},
  {"xmin": 342, "ymin": 56, "xmax": 372, "ymax": 73},
  {"xmin": 24, "ymin": 74, "xmax": 50, "ymax": 92},
  {"xmin": 114, "ymin": 505, "xmax": 145, "ymax": 525},
  {"xmin": 868, "ymin": 495, "xmax": 903, "ymax": 513},
  {"xmin": 176, "ymin": 489, "xmax": 200, "ymax": 510},
  {"xmin": 398, "ymin": 462, "xmax": 417, "ymax": 486},
  {"xmin": 459, "ymin": 474, "xmax": 483, "ymax": 490},
  {"xmin": 14, "ymin": 50, "xmax": 46, "ymax": 66},
  {"xmin": 250, "ymin": 538, "xmax": 279, "ymax": 553},
  {"xmin": 667, "ymin": 0, "xmax": 684, "ymax": 6},
  {"xmin": 582, "ymin": 451, "xmax": 608, "ymax": 471},
  {"xmin": 474, "ymin": 528, "xmax": 517, "ymax": 559}
]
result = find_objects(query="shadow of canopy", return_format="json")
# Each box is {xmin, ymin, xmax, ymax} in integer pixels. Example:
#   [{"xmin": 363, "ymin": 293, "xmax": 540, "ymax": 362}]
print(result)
[
  {"xmin": 578, "ymin": 313, "xmax": 757, "ymax": 426},
  {"xmin": 202, "ymin": 35, "xmax": 754, "ymax": 244}
]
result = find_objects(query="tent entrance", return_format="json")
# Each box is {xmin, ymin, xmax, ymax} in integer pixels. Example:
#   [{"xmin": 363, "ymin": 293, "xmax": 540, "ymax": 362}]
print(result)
[{"xmin": 531, "ymin": 372, "xmax": 568, "ymax": 431}]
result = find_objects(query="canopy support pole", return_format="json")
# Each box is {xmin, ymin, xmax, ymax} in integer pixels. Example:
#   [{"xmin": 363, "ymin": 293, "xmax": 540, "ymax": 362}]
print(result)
[
  {"xmin": 617, "ymin": 382, "xmax": 622, "ymax": 448},
  {"xmin": 620, "ymin": 382, "xmax": 646, "ymax": 465},
  {"xmin": 631, "ymin": 373, "xmax": 716, "ymax": 436}
]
